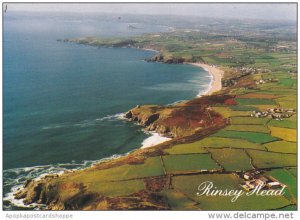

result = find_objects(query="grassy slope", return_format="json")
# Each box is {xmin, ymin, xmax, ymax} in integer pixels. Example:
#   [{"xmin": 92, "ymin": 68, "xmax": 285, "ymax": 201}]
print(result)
[
  {"xmin": 162, "ymin": 154, "xmax": 221, "ymax": 173},
  {"xmin": 208, "ymin": 148, "xmax": 253, "ymax": 171},
  {"xmin": 266, "ymin": 169, "xmax": 297, "ymax": 203},
  {"xmin": 211, "ymin": 130, "xmax": 279, "ymax": 144}
]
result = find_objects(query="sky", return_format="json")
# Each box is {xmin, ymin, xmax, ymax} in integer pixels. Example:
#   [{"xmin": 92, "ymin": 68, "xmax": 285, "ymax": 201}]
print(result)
[{"xmin": 5, "ymin": 3, "xmax": 297, "ymax": 21}]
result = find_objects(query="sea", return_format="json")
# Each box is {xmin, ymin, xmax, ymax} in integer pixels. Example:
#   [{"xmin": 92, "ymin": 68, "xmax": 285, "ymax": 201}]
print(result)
[{"xmin": 3, "ymin": 11, "xmax": 211, "ymax": 210}]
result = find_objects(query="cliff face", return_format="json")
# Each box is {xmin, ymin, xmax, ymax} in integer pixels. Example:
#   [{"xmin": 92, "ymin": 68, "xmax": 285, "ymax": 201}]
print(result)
[
  {"xmin": 13, "ymin": 94, "xmax": 234, "ymax": 210},
  {"xmin": 14, "ymin": 175, "xmax": 168, "ymax": 210},
  {"xmin": 145, "ymin": 54, "xmax": 186, "ymax": 64},
  {"xmin": 125, "ymin": 94, "xmax": 234, "ymax": 138}
]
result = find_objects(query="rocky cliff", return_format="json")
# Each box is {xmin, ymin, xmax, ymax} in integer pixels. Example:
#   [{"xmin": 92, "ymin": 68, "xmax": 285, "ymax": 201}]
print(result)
[
  {"xmin": 125, "ymin": 94, "xmax": 234, "ymax": 138},
  {"xmin": 13, "ymin": 94, "xmax": 234, "ymax": 210}
]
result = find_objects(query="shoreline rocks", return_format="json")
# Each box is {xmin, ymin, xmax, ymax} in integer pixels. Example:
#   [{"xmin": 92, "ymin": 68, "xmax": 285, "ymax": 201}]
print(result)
[{"xmin": 13, "ymin": 93, "xmax": 234, "ymax": 210}]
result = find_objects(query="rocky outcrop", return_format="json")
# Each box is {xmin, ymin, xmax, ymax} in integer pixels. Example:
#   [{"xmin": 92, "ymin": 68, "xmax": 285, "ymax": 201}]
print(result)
[
  {"xmin": 13, "ymin": 94, "xmax": 234, "ymax": 210},
  {"xmin": 125, "ymin": 105, "xmax": 161, "ymax": 126},
  {"xmin": 125, "ymin": 94, "xmax": 234, "ymax": 138},
  {"xmin": 13, "ymin": 174, "xmax": 168, "ymax": 210},
  {"xmin": 14, "ymin": 175, "xmax": 62, "ymax": 207},
  {"xmin": 145, "ymin": 54, "xmax": 186, "ymax": 64},
  {"xmin": 125, "ymin": 105, "xmax": 174, "ymax": 137}
]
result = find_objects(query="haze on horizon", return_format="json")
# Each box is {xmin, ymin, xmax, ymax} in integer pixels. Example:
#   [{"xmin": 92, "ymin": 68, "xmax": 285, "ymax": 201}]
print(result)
[{"xmin": 5, "ymin": 3, "xmax": 297, "ymax": 21}]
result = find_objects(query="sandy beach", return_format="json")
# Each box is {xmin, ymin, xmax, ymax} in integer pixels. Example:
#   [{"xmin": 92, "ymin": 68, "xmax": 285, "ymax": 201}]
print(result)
[
  {"xmin": 190, "ymin": 63, "xmax": 224, "ymax": 96},
  {"xmin": 141, "ymin": 132, "xmax": 171, "ymax": 149},
  {"xmin": 141, "ymin": 62, "xmax": 224, "ymax": 149}
]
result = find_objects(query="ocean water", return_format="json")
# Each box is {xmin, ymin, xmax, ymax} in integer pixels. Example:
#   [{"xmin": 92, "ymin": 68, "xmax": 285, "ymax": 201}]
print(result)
[{"xmin": 3, "ymin": 12, "xmax": 211, "ymax": 209}]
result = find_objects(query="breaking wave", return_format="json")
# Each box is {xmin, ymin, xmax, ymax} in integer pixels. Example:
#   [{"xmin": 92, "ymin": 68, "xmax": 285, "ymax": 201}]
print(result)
[
  {"xmin": 42, "ymin": 113, "xmax": 126, "ymax": 130},
  {"xmin": 3, "ymin": 152, "xmax": 129, "ymax": 210}
]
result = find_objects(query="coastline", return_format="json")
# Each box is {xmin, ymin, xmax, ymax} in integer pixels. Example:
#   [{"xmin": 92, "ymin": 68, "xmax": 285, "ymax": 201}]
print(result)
[
  {"xmin": 7, "ymin": 13, "xmax": 297, "ymax": 211},
  {"xmin": 140, "ymin": 47, "xmax": 160, "ymax": 53},
  {"xmin": 189, "ymin": 63, "xmax": 224, "ymax": 96},
  {"xmin": 141, "ymin": 132, "xmax": 172, "ymax": 149},
  {"xmin": 8, "ymin": 38, "xmax": 226, "ymax": 208},
  {"xmin": 6, "ymin": 61, "xmax": 224, "ymax": 207},
  {"xmin": 140, "ymin": 62, "xmax": 224, "ymax": 149}
]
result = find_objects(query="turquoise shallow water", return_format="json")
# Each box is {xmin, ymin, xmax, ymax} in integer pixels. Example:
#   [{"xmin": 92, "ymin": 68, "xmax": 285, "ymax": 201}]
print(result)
[{"xmin": 3, "ymin": 12, "xmax": 211, "ymax": 209}]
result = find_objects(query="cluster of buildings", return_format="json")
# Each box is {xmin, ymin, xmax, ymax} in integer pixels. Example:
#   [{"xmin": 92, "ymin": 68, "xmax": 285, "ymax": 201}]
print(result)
[
  {"xmin": 233, "ymin": 67, "xmax": 257, "ymax": 75},
  {"xmin": 250, "ymin": 108, "xmax": 295, "ymax": 120},
  {"xmin": 255, "ymin": 78, "xmax": 279, "ymax": 85},
  {"xmin": 239, "ymin": 170, "xmax": 285, "ymax": 192},
  {"xmin": 257, "ymin": 68, "xmax": 271, "ymax": 73}
]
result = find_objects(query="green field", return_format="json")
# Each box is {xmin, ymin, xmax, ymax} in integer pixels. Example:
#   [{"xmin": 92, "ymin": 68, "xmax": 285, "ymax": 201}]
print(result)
[
  {"xmin": 208, "ymin": 148, "xmax": 253, "ymax": 171},
  {"xmin": 276, "ymin": 99, "xmax": 297, "ymax": 109},
  {"xmin": 278, "ymin": 78, "xmax": 297, "ymax": 87},
  {"xmin": 248, "ymin": 105, "xmax": 279, "ymax": 111},
  {"xmin": 188, "ymin": 137, "xmax": 265, "ymax": 150},
  {"xmin": 236, "ymin": 93, "xmax": 279, "ymax": 99},
  {"xmin": 162, "ymin": 154, "xmax": 220, "ymax": 173},
  {"xmin": 230, "ymin": 116, "xmax": 271, "ymax": 125},
  {"xmin": 223, "ymin": 125, "xmax": 269, "ymax": 133},
  {"xmin": 269, "ymin": 126, "xmax": 296, "ymax": 142},
  {"xmin": 212, "ymin": 130, "xmax": 279, "ymax": 144},
  {"xmin": 236, "ymin": 98, "xmax": 276, "ymax": 105},
  {"xmin": 255, "ymin": 87, "xmax": 296, "ymax": 96},
  {"xmin": 212, "ymin": 106, "xmax": 249, "ymax": 118},
  {"xmin": 247, "ymin": 150, "xmax": 297, "ymax": 168},
  {"xmin": 277, "ymin": 205, "xmax": 297, "ymax": 211},
  {"xmin": 267, "ymin": 117, "xmax": 297, "ymax": 129},
  {"xmin": 287, "ymin": 168, "xmax": 297, "ymax": 178},
  {"xmin": 164, "ymin": 142, "xmax": 208, "ymax": 154},
  {"xmin": 68, "ymin": 156, "xmax": 164, "ymax": 182},
  {"xmin": 266, "ymin": 169, "xmax": 297, "ymax": 203},
  {"xmin": 162, "ymin": 189, "xmax": 199, "ymax": 210},
  {"xmin": 264, "ymin": 141, "xmax": 297, "ymax": 154},
  {"xmin": 87, "ymin": 179, "xmax": 145, "ymax": 197},
  {"xmin": 229, "ymin": 105, "xmax": 259, "ymax": 111}
]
